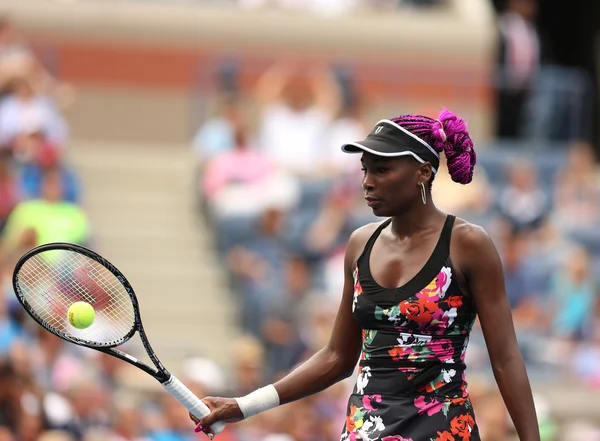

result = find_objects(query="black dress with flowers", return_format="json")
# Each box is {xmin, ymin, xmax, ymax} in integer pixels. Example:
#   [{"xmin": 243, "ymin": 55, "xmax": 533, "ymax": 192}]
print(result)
[{"xmin": 340, "ymin": 216, "xmax": 481, "ymax": 441}]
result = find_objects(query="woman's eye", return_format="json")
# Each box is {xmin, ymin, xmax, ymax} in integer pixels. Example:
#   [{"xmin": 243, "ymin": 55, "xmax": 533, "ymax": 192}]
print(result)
[
  {"xmin": 361, "ymin": 167, "xmax": 367, "ymax": 174},
  {"xmin": 376, "ymin": 168, "xmax": 388, "ymax": 174}
]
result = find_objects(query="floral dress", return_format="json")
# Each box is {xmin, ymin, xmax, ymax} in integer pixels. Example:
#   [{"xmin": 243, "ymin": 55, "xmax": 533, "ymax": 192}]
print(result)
[{"xmin": 341, "ymin": 215, "xmax": 480, "ymax": 441}]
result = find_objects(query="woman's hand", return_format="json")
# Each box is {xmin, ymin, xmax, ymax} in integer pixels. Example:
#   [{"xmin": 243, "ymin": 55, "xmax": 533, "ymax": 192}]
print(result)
[{"xmin": 189, "ymin": 397, "xmax": 244, "ymax": 438}]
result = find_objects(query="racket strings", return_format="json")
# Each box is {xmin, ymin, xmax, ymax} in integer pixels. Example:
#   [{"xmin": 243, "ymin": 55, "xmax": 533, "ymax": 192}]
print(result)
[{"xmin": 16, "ymin": 250, "xmax": 135, "ymax": 346}]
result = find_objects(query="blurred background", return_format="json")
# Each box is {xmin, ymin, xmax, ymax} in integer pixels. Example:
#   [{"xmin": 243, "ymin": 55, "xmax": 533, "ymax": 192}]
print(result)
[{"xmin": 0, "ymin": 0, "xmax": 599, "ymax": 440}]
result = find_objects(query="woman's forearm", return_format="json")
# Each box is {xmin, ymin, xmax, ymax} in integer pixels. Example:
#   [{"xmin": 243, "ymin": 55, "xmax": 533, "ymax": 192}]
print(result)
[
  {"xmin": 274, "ymin": 346, "xmax": 355, "ymax": 405},
  {"xmin": 492, "ymin": 355, "xmax": 541, "ymax": 441}
]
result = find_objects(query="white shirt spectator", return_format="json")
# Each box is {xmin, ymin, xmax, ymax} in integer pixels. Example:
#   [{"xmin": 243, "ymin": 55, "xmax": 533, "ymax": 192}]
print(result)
[
  {"xmin": 259, "ymin": 101, "xmax": 331, "ymax": 176},
  {"xmin": 0, "ymin": 94, "xmax": 69, "ymax": 147}
]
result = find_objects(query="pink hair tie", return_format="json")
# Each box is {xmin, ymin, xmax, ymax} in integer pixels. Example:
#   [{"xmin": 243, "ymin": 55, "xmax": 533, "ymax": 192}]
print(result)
[{"xmin": 436, "ymin": 120, "xmax": 447, "ymax": 142}]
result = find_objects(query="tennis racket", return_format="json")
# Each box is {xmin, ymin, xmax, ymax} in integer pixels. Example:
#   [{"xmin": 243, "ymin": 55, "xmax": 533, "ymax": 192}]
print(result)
[{"xmin": 12, "ymin": 242, "xmax": 225, "ymax": 437}]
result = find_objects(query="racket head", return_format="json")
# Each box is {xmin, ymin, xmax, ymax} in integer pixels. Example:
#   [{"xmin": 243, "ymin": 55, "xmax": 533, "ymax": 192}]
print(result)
[{"xmin": 12, "ymin": 242, "xmax": 139, "ymax": 349}]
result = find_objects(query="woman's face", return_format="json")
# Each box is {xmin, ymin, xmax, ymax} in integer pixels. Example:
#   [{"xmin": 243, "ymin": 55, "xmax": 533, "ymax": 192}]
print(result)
[{"xmin": 360, "ymin": 152, "xmax": 428, "ymax": 217}]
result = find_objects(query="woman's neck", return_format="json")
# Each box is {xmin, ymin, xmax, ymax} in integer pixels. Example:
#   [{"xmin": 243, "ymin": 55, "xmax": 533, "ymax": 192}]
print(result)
[{"xmin": 390, "ymin": 203, "xmax": 445, "ymax": 239}]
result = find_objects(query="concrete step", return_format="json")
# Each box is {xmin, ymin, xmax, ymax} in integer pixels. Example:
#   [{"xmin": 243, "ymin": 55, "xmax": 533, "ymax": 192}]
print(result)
[
  {"xmin": 84, "ymin": 190, "xmax": 195, "ymax": 210},
  {"xmin": 69, "ymin": 140, "xmax": 238, "ymax": 370},
  {"xmin": 91, "ymin": 229, "xmax": 215, "ymax": 250},
  {"xmin": 87, "ymin": 210, "xmax": 202, "ymax": 232}
]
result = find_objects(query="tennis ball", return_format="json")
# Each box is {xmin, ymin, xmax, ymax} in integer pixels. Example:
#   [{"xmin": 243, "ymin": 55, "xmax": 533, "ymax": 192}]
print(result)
[{"xmin": 68, "ymin": 301, "xmax": 95, "ymax": 329}]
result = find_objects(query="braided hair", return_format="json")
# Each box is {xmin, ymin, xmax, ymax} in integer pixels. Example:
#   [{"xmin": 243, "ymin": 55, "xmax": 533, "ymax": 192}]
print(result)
[{"xmin": 391, "ymin": 109, "xmax": 476, "ymax": 185}]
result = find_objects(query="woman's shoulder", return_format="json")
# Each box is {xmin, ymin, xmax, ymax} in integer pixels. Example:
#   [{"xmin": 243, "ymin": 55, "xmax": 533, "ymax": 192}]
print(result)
[
  {"xmin": 449, "ymin": 217, "xmax": 503, "ymax": 280},
  {"xmin": 450, "ymin": 216, "xmax": 494, "ymax": 252},
  {"xmin": 345, "ymin": 219, "xmax": 388, "ymax": 258}
]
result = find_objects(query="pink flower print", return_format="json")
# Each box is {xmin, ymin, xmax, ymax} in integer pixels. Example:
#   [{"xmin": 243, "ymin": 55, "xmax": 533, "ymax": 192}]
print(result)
[
  {"xmin": 382, "ymin": 437, "xmax": 414, "ymax": 441},
  {"xmin": 388, "ymin": 345, "xmax": 412, "ymax": 361},
  {"xmin": 427, "ymin": 338, "xmax": 455, "ymax": 363},
  {"xmin": 417, "ymin": 267, "xmax": 452, "ymax": 301},
  {"xmin": 429, "ymin": 308, "xmax": 451, "ymax": 334},
  {"xmin": 414, "ymin": 395, "xmax": 446, "ymax": 416},
  {"xmin": 362, "ymin": 394, "xmax": 382, "ymax": 411},
  {"xmin": 435, "ymin": 267, "xmax": 452, "ymax": 299}
]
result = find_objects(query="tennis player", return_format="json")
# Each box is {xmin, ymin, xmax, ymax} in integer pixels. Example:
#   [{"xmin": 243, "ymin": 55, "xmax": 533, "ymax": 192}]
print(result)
[{"xmin": 192, "ymin": 110, "xmax": 540, "ymax": 441}]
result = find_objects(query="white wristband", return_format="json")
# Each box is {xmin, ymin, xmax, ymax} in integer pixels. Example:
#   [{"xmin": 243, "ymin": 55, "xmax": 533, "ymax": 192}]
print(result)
[{"xmin": 234, "ymin": 384, "xmax": 280, "ymax": 419}]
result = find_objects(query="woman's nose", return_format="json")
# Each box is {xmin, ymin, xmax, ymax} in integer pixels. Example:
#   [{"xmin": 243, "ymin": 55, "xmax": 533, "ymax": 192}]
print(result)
[{"xmin": 362, "ymin": 175, "xmax": 374, "ymax": 191}]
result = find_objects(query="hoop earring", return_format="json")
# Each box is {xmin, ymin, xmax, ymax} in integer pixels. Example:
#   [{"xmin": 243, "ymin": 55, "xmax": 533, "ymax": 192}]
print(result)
[{"xmin": 420, "ymin": 182, "xmax": 427, "ymax": 205}]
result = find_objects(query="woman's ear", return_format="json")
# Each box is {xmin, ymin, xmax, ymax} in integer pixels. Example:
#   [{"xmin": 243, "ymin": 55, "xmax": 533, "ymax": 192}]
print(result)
[{"xmin": 419, "ymin": 163, "xmax": 433, "ymax": 183}]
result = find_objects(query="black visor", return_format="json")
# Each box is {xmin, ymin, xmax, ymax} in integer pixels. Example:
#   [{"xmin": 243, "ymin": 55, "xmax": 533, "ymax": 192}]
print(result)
[{"xmin": 341, "ymin": 119, "xmax": 440, "ymax": 173}]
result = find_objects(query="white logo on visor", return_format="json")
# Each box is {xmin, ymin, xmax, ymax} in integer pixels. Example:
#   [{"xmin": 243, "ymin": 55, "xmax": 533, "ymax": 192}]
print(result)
[{"xmin": 374, "ymin": 126, "xmax": 383, "ymax": 134}]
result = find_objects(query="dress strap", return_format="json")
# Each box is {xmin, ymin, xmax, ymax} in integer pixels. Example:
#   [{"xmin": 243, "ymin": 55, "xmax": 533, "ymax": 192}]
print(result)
[
  {"xmin": 438, "ymin": 214, "xmax": 456, "ymax": 257},
  {"xmin": 355, "ymin": 218, "xmax": 392, "ymax": 267}
]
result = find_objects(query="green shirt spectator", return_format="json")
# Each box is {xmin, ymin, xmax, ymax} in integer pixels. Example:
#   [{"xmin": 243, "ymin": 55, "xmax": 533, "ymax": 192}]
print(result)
[{"xmin": 1, "ymin": 167, "xmax": 89, "ymax": 249}]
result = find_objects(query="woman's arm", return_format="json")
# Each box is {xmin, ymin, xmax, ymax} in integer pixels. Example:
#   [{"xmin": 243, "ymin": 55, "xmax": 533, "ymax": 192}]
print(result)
[
  {"xmin": 275, "ymin": 228, "xmax": 363, "ymax": 403},
  {"xmin": 191, "ymin": 225, "xmax": 372, "ymax": 433},
  {"xmin": 254, "ymin": 59, "xmax": 295, "ymax": 106},
  {"xmin": 454, "ymin": 223, "xmax": 540, "ymax": 441},
  {"xmin": 307, "ymin": 63, "xmax": 342, "ymax": 118}
]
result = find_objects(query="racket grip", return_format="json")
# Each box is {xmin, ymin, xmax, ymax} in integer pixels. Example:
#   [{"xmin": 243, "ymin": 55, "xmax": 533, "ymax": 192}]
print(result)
[{"xmin": 162, "ymin": 375, "xmax": 226, "ymax": 436}]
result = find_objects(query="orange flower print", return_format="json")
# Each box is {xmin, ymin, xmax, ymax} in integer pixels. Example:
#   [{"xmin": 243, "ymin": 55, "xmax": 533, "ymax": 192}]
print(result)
[
  {"xmin": 434, "ymin": 431, "xmax": 456, "ymax": 441},
  {"xmin": 346, "ymin": 405, "xmax": 358, "ymax": 432},
  {"xmin": 450, "ymin": 414, "xmax": 475, "ymax": 441},
  {"xmin": 388, "ymin": 346, "xmax": 407, "ymax": 361},
  {"xmin": 451, "ymin": 396, "xmax": 467, "ymax": 407},
  {"xmin": 446, "ymin": 295, "xmax": 463, "ymax": 309},
  {"xmin": 400, "ymin": 297, "xmax": 439, "ymax": 324},
  {"xmin": 421, "ymin": 377, "xmax": 446, "ymax": 393}
]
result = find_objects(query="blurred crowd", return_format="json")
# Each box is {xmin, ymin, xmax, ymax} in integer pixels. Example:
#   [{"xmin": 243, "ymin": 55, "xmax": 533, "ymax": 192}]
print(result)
[
  {"xmin": 0, "ymin": 0, "xmax": 599, "ymax": 440},
  {"xmin": 0, "ymin": 17, "xmax": 230, "ymax": 441}
]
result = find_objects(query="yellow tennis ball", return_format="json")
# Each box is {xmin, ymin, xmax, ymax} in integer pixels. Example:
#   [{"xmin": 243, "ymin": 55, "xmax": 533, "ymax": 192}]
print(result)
[{"xmin": 68, "ymin": 301, "xmax": 95, "ymax": 329}]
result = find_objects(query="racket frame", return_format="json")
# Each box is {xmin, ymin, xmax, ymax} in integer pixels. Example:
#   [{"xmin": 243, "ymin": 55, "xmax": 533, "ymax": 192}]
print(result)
[{"xmin": 13, "ymin": 242, "xmax": 171, "ymax": 382}]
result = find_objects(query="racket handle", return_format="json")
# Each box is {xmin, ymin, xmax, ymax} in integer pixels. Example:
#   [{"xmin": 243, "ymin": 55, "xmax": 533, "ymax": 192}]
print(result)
[{"xmin": 162, "ymin": 375, "xmax": 226, "ymax": 436}]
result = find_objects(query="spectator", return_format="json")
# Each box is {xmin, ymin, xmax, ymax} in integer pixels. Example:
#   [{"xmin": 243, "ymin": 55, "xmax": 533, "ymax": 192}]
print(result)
[
  {"xmin": 323, "ymin": 99, "xmax": 366, "ymax": 178},
  {"xmin": 228, "ymin": 207, "xmax": 289, "ymax": 335},
  {"xmin": 0, "ymin": 18, "xmax": 35, "ymax": 97},
  {"xmin": 255, "ymin": 59, "xmax": 341, "ymax": 177},
  {"xmin": 1, "ymin": 167, "xmax": 90, "ymax": 251},
  {"xmin": 495, "ymin": 0, "xmax": 541, "ymax": 138},
  {"xmin": 0, "ymin": 76, "xmax": 69, "ymax": 148},
  {"xmin": 261, "ymin": 256, "xmax": 311, "ymax": 379},
  {"xmin": 548, "ymin": 245, "xmax": 598, "ymax": 343},
  {"xmin": 303, "ymin": 182, "xmax": 359, "ymax": 258},
  {"xmin": 110, "ymin": 403, "xmax": 150, "ymax": 441},
  {"xmin": 192, "ymin": 98, "xmax": 242, "ymax": 165},
  {"xmin": 230, "ymin": 335, "xmax": 266, "ymax": 397},
  {"xmin": 64, "ymin": 373, "xmax": 112, "ymax": 436},
  {"xmin": 0, "ymin": 287, "xmax": 23, "ymax": 357},
  {"xmin": 0, "ymin": 150, "xmax": 18, "ymax": 233},
  {"xmin": 149, "ymin": 397, "xmax": 197, "ymax": 441},
  {"xmin": 497, "ymin": 161, "xmax": 549, "ymax": 234},
  {"xmin": 202, "ymin": 121, "xmax": 298, "ymax": 218},
  {"xmin": 0, "ymin": 18, "xmax": 74, "ymax": 109},
  {"xmin": 0, "ymin": 362, "xmax": 21, "ymax": 433},
  {"xmin": 15, "ymin": 130, "xmax": 80, "ymax": 203},
  {"xmin": 501, "ymin": 232, "xmax": 541, "ymax": 313},
  {"xmin": 553, "ymin": 141, "xmax": 600, "ymax": 232}
]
